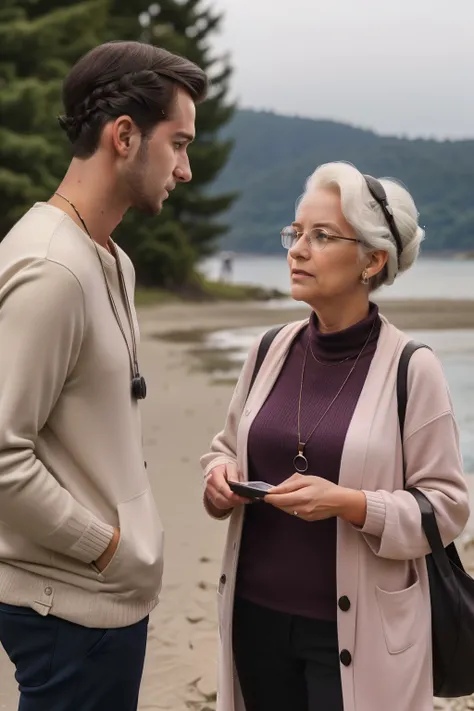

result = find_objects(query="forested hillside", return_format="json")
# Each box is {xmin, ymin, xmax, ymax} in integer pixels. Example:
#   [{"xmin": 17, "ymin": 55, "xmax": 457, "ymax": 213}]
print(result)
[{"xmin": 216, "ymin": 109, "xmax": 474, "ymax": 254}]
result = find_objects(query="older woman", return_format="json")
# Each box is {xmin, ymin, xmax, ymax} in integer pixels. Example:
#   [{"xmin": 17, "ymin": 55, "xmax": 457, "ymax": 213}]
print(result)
[{"xmin": 200, "ymin": 161, "xmax": 470, "ymax": 711}]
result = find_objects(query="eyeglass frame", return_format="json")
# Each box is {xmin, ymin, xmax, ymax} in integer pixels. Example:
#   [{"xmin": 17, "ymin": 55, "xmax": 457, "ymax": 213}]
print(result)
[{"xmin": 280, "ymin": 225, "xmax": 360, "ymax": 251}]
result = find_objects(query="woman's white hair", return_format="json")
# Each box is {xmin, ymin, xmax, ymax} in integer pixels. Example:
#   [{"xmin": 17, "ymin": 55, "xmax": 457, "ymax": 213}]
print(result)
[{"xmin": 299, "ymin": 161, "xmax": 425, "ymax": 290}]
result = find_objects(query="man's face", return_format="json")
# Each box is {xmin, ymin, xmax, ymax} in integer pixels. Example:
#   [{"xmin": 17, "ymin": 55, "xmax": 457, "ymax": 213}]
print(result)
[{"xmin": 124, "ymin": 88, "xmax": 196, "ymax": 215}]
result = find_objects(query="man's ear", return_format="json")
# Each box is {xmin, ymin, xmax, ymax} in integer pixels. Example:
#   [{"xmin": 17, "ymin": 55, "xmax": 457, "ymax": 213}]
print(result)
[{"xmin": 105, "ymin": 115, "xmax": 136, "ymax": 157}]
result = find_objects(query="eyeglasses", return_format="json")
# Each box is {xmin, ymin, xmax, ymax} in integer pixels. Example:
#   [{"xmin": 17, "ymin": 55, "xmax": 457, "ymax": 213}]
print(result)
[{"xmin": 281, "ymin": 226, "xmax": 359, "ymax": 251}]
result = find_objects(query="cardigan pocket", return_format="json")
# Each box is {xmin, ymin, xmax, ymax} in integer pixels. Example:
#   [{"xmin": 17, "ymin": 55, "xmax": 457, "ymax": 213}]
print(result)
[{"xmin": 375, "ymin": 572, "xmax": 422, "ymax": 654}]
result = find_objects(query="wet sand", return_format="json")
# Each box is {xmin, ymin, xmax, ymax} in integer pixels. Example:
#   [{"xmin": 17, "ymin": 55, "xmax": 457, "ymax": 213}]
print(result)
[
  {"xmin": 0, "ymin": 298, "xmax": 473, "ymax": 710},
  {"xmin": 138, "ymin": 297, "xmax": 474, "ymax": 337}
]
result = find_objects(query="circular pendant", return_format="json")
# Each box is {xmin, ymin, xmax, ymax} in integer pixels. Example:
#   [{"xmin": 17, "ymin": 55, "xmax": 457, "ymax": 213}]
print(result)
[{"xmin": 293, "ymin": 453, "xmax": 309, "ymax": 473}]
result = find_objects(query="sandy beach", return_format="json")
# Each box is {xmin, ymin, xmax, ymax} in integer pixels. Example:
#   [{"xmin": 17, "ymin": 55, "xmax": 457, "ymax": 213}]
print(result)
[{"xmin": 0, "ymin": 297, "xmax": 474, "ymax": 711}]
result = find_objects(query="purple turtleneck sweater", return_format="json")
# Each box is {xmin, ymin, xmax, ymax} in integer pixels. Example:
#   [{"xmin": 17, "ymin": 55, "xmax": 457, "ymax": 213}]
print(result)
[{"xmin": 235, "ymin": 303, "xmax": 381, "ymax": 621}]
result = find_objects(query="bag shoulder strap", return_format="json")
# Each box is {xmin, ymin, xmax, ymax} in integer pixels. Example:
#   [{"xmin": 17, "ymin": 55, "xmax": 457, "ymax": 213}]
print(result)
[
  {"xmin": 397, "ymin": 340, "xmax": 431, "ymax": 441},
  {"xmin": 246, "ymin": 324, "xmax": 285, "ymax": 399},
  {"xmin": 410, "ymin": 487, "xmax": 451, "ymax": 562},
  {"xmin": 397, "ymin": 340, "xmax": 449, "ymax": 562}
]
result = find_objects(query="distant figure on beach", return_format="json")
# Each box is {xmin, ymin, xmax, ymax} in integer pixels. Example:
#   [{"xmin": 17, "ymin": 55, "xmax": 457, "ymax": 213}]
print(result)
[
  {"xmin": 201, "ymin": 161, "xmax": 470, "ymax": 711},
  {"xmin": 219, "ymin": 250, "xmax": 234, "ymax": 282},
  {"xmin": 0, "ymin": 41, "xmax": 207, "ymax": 710}
]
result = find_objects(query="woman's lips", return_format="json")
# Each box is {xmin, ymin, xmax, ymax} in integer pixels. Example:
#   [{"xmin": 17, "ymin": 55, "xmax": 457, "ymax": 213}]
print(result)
[{"xmin": 291, "ymin": 269, "xmax": 313, "ymax": 279}]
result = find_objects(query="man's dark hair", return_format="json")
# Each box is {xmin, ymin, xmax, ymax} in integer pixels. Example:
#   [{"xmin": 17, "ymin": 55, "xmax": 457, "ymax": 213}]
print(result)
[{"xmin": 58, "ymin": 41, "xmax": 208, "ymax": 158}]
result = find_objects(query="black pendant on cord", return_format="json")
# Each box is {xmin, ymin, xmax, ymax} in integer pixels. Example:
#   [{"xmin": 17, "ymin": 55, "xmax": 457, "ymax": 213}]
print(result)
[
  {"xmin": 51, "ymin": 192, "xmax": 147, "ymax": 402},
  {"xmin": 293, "ymin": 443, "xmax": 309, "ymax": 473},
  {"xmin": 132, "ymin": 374, "xmax": 147, "ymax": 400}
]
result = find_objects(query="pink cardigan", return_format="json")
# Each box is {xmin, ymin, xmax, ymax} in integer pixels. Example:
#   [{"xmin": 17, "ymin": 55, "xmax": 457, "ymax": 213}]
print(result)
[{"xmin": 201, "ymin": 316, "xmax": 470, "ymax": 711}]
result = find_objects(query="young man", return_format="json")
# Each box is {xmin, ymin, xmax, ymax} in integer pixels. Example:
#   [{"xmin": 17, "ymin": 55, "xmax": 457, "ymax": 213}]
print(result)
[{"xmin": 0, "ymin": 41, "xmax": 207, "ymax": 710}]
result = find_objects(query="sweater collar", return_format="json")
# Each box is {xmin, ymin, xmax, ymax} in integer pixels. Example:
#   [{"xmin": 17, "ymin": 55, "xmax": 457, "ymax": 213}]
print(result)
[{"xmin": 308, "ymin": 302, "xmax": 380, "ymax": 363}]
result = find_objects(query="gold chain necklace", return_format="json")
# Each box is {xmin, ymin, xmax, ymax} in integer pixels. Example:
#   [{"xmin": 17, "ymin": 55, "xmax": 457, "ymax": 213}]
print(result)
[
  {"xmin": 293, "ymin": 318, "xmax": 376, "ymax": 473},
  {"xmin": 308, "ymin": 340, "xmax": 352, "ymax": 367}
]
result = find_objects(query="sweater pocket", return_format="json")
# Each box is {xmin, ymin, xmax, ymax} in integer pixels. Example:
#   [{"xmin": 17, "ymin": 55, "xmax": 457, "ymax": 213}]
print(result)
[
  {"xmin": 375, "ymin": 571, "xmax": 422, "ymax": 654},
  {"xmin": 98, "ymin": 488, "xmax": 164, "ymax": 601}
]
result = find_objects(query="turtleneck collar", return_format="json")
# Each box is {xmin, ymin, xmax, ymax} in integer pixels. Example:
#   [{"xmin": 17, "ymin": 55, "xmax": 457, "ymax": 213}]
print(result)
[{"xmin": 308, "ymin": 301, "xmax": 381, "ymax": 363}]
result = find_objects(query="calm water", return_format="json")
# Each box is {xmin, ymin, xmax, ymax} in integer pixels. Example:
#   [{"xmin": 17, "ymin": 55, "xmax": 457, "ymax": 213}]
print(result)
[
  {"xmin": 200, "ymin": 254, "xmax": 474, "ymax": 301},
  {"xmin": 200, "ymin": 255, "xmax": 474, "ymax": 472}
]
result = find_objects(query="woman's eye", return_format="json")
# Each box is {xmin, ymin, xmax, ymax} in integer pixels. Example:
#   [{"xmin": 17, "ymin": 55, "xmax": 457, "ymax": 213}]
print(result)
[{"xmin": 314, "ymin": 230, "xmax": 329, "ymax": 241}]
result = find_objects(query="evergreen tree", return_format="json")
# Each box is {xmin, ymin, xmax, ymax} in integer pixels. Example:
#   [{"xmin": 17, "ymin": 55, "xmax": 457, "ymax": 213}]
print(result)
[
  {"xmin": 0, "ymin": 0, "xmax": 109, "ymax": 237},
  {"xmin": 109, "ymin": 0, "xmax": 238, "ymax": 288},
  {"xmin": 0, "ymin": 0, "xmax": 237, "ymax": 290}
]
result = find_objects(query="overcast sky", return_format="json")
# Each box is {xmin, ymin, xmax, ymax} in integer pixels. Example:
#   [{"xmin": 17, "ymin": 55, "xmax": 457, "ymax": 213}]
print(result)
[{"xmin": 210, "ymin": 0, "xmax": 473, "ymax": 140}]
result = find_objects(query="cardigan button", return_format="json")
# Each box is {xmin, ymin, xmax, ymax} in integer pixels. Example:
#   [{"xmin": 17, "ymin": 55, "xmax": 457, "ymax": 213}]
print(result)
[
  {"xmin": 338, "ymin": 595, "xmax": 351, "ymax": 612},
  {"xmin": 219, "ymin": 574, "xmax": 226, "ymax": 585},
  {"xmin": 340, "ymin": 649, "xmax": 352, "ymax": 666}
]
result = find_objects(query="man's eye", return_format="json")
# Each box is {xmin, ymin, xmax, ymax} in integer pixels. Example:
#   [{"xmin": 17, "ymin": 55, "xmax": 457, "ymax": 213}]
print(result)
[{"xmin": 173, "ymin": 142, "xmax": 184, "ymax": 149}]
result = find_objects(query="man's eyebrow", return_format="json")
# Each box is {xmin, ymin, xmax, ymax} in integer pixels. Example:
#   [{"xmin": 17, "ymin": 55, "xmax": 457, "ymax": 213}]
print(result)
[{"xmin": 174, "ymin": 131, "xmax": 195, "ymax": 143}]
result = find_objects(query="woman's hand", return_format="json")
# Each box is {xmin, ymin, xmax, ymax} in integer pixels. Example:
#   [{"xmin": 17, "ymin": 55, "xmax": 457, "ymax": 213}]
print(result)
[
  {"xmin": 205, "ymin": 462, "xmax": 250, "ymax": 516},
  {"xmin": 264, "ymin": 473, "xmax": 367, "ymax": 525}
]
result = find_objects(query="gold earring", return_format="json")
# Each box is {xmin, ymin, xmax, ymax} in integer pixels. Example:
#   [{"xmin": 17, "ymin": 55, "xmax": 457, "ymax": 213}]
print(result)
[{"xmin": 361, "ymin": 270, "xmax": 369, "ymax": 285}]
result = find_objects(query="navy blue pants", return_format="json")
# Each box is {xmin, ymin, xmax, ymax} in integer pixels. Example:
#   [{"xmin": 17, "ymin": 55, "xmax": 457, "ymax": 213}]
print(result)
[{"xmin": 0, "ymin": 603, "xmax": 148, "ymax": 711}]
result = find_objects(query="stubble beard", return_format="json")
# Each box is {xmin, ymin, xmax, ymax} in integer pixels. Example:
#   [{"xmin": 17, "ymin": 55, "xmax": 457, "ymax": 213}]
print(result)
[{"xmin": 126, "ymin": 139, "xmax": 162, "ymax": 216}]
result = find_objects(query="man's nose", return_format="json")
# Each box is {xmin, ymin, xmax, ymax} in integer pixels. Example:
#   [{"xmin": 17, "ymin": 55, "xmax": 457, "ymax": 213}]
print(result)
[{"xmin": 175, "ymin": 158, "xmax": 192, "ymax": 183}]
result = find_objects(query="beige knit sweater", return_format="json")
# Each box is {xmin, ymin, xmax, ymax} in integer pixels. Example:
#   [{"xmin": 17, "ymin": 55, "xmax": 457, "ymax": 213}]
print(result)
[{"xmin": 0, "ymin": 203, "xmax": 163, "ymax": 628}]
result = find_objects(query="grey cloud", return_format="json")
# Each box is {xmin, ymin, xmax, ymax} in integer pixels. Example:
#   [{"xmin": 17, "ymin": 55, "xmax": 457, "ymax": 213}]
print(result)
[{"xmin": 210, "ymin": 0, "xmax": 474, "ymax": 138}]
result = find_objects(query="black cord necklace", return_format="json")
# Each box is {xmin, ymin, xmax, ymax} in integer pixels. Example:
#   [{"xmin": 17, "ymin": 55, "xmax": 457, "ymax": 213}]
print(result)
[{"xmin": 54, "ymin": 192, "xmax": 147, "ymax": 401}]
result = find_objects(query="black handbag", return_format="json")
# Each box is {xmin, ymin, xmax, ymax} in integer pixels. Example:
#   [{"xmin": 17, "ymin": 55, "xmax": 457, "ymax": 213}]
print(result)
[{"xmin": 398, "ymin": 341, "xmax": 474, "ymax": 698}]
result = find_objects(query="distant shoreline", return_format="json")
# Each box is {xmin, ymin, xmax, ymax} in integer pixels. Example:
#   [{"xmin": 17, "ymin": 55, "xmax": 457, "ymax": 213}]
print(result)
[{"xmin": 204, "ymin": 250, "xmax": 474, "ymax": 261}]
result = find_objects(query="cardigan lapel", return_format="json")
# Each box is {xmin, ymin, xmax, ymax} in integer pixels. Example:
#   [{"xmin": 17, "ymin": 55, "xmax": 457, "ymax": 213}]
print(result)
[{"xmin": 338, "ymin": 317, "xmax": 406, "ymax": 492}]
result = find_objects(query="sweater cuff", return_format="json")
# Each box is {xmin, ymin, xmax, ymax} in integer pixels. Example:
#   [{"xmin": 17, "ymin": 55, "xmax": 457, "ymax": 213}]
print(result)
[
  {"xmin": 359, "ymin": 491, "xmax": 386, "ymax": 537},
  {"xmin": 68, "ymin": 516, "xmax": 115, "ymax": 564}
]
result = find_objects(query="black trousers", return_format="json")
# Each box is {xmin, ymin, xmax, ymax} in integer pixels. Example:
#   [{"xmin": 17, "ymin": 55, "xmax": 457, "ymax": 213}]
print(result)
[
  {"xmin": 0, "ymin": 602, "xmax": 148, "ymax": 711},
  {"xmin": 233, "ymin": 597, "xmax": 343, "ymax": 711}
]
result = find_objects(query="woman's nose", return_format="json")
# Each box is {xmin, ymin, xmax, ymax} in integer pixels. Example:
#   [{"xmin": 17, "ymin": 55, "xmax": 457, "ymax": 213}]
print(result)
[{"xmin": 289, "ymin": 232, "xmax": 311, "ymax": 260}]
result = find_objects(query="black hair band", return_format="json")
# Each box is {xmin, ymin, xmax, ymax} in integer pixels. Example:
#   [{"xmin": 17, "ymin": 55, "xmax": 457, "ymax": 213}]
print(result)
[{"xmin": 363, "ymin": 174, "xmax": 403, "ymax": 269}]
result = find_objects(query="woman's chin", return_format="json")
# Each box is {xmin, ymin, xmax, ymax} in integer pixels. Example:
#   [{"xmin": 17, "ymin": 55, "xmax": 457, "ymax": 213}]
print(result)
[{"xmin": 290, "ymin": 283, "xmax": 313, "ymax": 302}]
